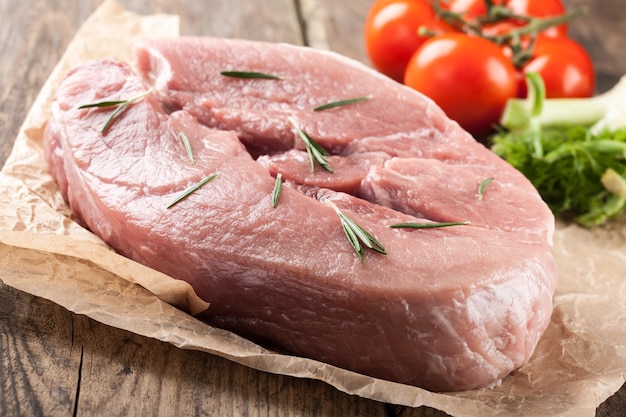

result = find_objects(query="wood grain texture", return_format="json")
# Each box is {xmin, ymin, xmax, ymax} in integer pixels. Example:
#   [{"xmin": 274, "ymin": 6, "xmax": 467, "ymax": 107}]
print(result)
[
  {"xmin": 0, "ymin": 0, "xmax": 624, "ymax": 416},
  {"xmin": 0, "ymin": 281, "xmax": 389, "ymax": 417},
  {"xmin": 563, "ymin": 0, "xmax": 626, "ymax": 93}
]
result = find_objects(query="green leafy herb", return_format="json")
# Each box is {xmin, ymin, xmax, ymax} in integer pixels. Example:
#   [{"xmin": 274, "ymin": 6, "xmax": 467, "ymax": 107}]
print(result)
[
  {"xmin": 166, "ymin": 173, "xmax": 219, "ymax": 209},
  {"xmin": 390, "ymin": 221, "xmax": 470, "ymax": 229},
  {"xmin": 492, "ymin": 126, "xmax": 626, "ymax": 226},
  {"xmin": 327, "ymin": 200, "xmax": 386, "ymax": 264},
  {"xmin": 179, "ymin": 131, "xmax": 195, "ymax": 164},
  {"xmin": 493, "ymin": 72, "xmax": 626, "ymax": 226},
  {"xmin": 78, "ymin": 89, "xmax": 153, "ymax": 133},
  {"xmin": 477, "ymin": 177, "xmax": 494, "ymax": 200},
  {"xmin": 288, "ymin": 117, "xmax": 333, "ymax": 173},
  {"xmin": 220, "ymin": 71, "xmax": 282, "ymax": 80},
  {"xmin": 272, "ymin": 173, "xmax": 283, "ymax": 208},
  {"xmin": 313, "ymin": 95, "xmax": 373, "ymax": 112}
]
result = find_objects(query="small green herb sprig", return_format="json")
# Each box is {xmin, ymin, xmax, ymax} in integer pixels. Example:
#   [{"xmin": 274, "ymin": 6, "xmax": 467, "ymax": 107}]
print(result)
[
  {"xmin": 477, "ymin": 177, "xmax": 494, "ymax": 200},
  {"xmin": 272, "ymin": 173, "xmax": 283, "ymax": 208},
  {"xmin": 220, "ymin": 71, "xmax": 282, "ymax": 80},
  {"xmin": 390, "ymin": 221, "xmax": 470, "ymax": 229},
  {"xmin": 313, "ymin": 95, "xmax": 373, "ymax": 112},
  {"xmin": 166, "ymin": 173, "xmax": 219, "ymax": 209},
  {"xmin": 78, "ymin": 89, "xmax": 153, "ymax": 133},
  {"xmin": 179, "ymin": 132, "xmax": 195, "ymax": 164},
  {"xmin": 327, "ymin": 200, "xmax": 387, "ymax": 264},
  {"xmin": 288, "ymin": 117, "xmax": 333, "ymax": 173}
]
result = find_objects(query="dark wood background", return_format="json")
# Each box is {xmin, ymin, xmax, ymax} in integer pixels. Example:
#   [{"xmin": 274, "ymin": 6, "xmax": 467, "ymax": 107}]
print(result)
[{"xmin": 1, "ymin": 1, "xmax": 624, "ymax": 416}]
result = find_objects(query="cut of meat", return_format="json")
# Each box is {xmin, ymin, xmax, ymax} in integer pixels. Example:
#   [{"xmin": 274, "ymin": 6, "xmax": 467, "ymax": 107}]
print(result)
[
  {"xmin": 44, "ymin": 37, "xmax": 557, "ymax": 392},
  {"xmin": 257, "ymin": 150, "xmax": 390, "ymax": 194}
]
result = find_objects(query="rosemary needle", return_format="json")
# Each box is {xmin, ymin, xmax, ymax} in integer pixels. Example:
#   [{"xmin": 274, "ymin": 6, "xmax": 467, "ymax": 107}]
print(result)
[
  {"xmin": 272, "ymin": 173, "xmax": 283, "ymax": 208},
  {"xmin": 477, "ymin": 177, "xmax": 494, "ymax": 200},
  {"xmin": 327, "ymin": 200, "xmax": 386, "ymax": 264},
  {"xmin": 78, "ymin": 89, "xmax": 153, "ymax": 133},
  {"xmin": 287, "ymin": 117, "xmax": 333, "ymax": 173},
  {"xmin": 220, "ymin": 70, "xmax": 282, "ymax": 80},
  {"xmin": 313, "ymin": 95, "xmax": 373, "ymax": 111},
  {"xmin": 179, "ymin": 131, "xmax": 195, "ymax": 164},
  {"xmin": 390, "ymin": 221, "xmax": 470, "ymax": 229},
  {"xmin": 166, "ymin": 173, "xmax": 219, "ymax": 209}
]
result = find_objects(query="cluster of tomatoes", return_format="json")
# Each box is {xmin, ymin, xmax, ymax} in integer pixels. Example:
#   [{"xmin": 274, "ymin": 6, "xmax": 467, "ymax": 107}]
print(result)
[{"xmin": 364, "ymin": 0, "xmax": 595, "ymax": 136}]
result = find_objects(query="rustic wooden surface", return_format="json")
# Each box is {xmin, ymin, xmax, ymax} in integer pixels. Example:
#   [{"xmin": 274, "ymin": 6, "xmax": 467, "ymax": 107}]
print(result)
[{"xmin": 1, "ymin": 0, "xmax": 625, "ymax": 416}]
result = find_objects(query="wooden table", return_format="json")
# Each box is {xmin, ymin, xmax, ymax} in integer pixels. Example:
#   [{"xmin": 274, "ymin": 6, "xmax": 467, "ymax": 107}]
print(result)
[{"xmin": 1, "ymin": 1, "xmax": 624, "ymax": 416}]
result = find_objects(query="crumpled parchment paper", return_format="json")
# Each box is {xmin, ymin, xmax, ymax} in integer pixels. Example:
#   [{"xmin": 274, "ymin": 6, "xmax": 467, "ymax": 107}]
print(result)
[{"xmin": 1, "ymin": 2, "xmax": 625, "ymax": 416}]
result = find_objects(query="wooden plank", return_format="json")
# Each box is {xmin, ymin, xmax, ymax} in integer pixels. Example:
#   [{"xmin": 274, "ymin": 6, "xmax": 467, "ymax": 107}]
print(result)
[
  {"xmin": 0, "ymin": 0, "xmax": 80, "ymax": 168},
  {"xmin": 0, "ymin": 281, "xmax": 80, "ymax": 416},
  {"xmin": 313, "ymin": 0, "xmax": 371, "ymax": 63},
  {"xmin": 121, "ymin": 0, "xmax": 303, "ymax": 42},
  {"xmin": 563, "ymin": 0, "xmax": 626, "ymax": 93}
]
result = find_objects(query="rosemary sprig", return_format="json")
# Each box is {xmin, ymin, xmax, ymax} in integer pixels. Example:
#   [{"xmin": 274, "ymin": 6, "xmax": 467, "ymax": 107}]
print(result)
[
  {"xmin": 390, "ymin": 221, "xmax": 470, "ymax": 229},
  {"xmin": 272, "ymin": 173, "xmax": 283, "ymax": 208},
  {"xmin": 327, "ymin": 200, "xmax": 387, "ymax": 264},
  {"xmin": 166, "ymin": 173, "xmax": 219, "ymax": 209},
  {"xmin": 220, "ymin": 71, "xmax": 282, "ymax": 80},
  {"xmin": 78, "ymin": 89, "xmax": 153, "ymax": 133},
  {"xmin": 179, "ymin": 131, "xmax": 195, "ymax": 164},
  {"xmin": 313, "ymin": 95, "xmax": 373, "ymax": 111},
  {"xmin": 477, "ymin": 177, "xmax": 494, "ymax": 200},
  {"xmin": 287, "ymin": 117, "xmax": 333, "ymax": 173}
]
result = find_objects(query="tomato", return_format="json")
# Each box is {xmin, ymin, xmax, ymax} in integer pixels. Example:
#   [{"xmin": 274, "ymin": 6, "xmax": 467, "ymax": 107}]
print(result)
[
  {"xmin": 364, "ymin": 0, "xmax": 456, "ymax": 82},
  {"xmin": 519, "ymin": 36, "xmax": 594, "ymax": 98},
  {"xmin": 403, "ymin": 33, "xmax": 518, "ymax": 136},
  {"xmin": 445, "ymin": 0, "xmax": 568, "ymax": 37}
]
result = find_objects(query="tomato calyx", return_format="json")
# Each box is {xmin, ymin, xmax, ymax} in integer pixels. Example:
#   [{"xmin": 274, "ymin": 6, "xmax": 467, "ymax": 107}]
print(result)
[
  {"xmin": 364, "ymin": 0, "xmax": 594, "ymax": 137},
  {"xmin": 430, "ymin": 0, "xmax": 583, "ymax": 69}
]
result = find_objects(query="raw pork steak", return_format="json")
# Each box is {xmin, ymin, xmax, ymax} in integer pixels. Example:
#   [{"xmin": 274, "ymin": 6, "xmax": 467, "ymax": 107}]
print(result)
[{"xmin": 44, "ymin": 37, "xmax": 557, "ymax": 392}]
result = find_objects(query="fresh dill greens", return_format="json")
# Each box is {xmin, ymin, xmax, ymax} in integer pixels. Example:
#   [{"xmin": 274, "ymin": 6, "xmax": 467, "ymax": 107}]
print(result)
[
  {"xmin": 477, "ymin": 177, "xmax": 494, "ymax": 200},
  {"xmin": 495, "ymin": 72, "xmax": 626, "ymax": 226},
  {"xmin": 220, "ymin": 71, "xmax": 282, "ymax": 80},
  {"xmin": 313, "ymin": 95, "xmax": 373, "ymax": 112},
  {"xmin": 166, "ymin": 173, "xmax": 219, "ymax": 209},
  {"xmin": 326, "ymin": 200, "xmax": 387, "ymax": 264},
  {"xmin": 78, "ymin": 89, "xmax": 153, "ymax": 133},
  {"xmin": 272, "ymin": 173, "xmax": 283, "ymax": 208},
  {"xmin": 179, "ymin": 131, "xmax": 195, "ymax": 164},
  {"xmin": 390, "ymin": 221, "xmax": 470, "ymax": 229},
  {"xmin": 287, "ymin": 117, "xmax": 333, "ymax": 173},
  {"xmin": 491, "ymin": 126, "xmax": 626, "ymax": 226}
]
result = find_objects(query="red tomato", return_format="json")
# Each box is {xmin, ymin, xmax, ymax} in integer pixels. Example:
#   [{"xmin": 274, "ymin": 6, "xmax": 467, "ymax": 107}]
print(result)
[
  {"xmin": 445, "ymin": 0, "xmax": 568, "ymax": 37},
  {"xmin": 519, "ymin": 36, "xmax": 595, "ymax": 98},
  {"xmin": 403, "ymin": 33, "xmax": 518, "ymax": 136},
  {"xmin": 364, "ymin": 0, "xmax": 456, "ymax": 82}
]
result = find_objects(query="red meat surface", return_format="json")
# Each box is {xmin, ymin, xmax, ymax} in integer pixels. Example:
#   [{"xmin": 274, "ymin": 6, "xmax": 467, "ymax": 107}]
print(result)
[{"xmin": 44, "ymin": 38, "xmax": 557, "ymax": 392}]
